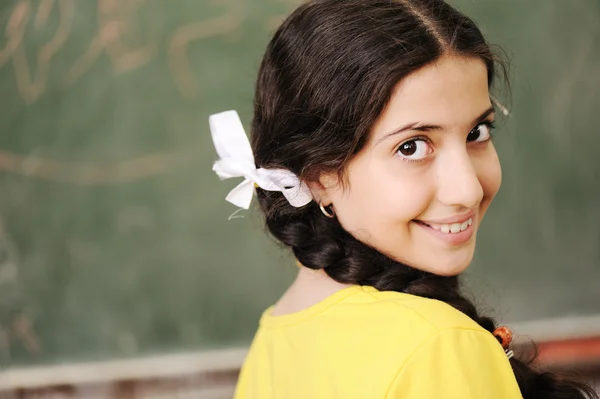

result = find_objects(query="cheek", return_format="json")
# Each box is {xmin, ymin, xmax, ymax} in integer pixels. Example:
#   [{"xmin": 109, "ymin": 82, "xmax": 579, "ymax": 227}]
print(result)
[
  {"xmin": 478, "ymin": 146, "xmax": 502, "ymax": 203},
  {"xmin": 335, "ymin": 162, "xmax": 431, "ymax": 232}
]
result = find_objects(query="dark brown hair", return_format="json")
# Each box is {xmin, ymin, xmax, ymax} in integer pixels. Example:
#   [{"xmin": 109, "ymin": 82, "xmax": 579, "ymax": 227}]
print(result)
[{"xmin": 250, "ymin": 0, "xmax": 598, "ymax": 397}]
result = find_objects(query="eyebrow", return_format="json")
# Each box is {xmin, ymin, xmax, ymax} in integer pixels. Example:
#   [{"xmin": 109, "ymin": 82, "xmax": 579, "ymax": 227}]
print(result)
[{"xmin": 376, "ymin": 105, "xmax": 496, "ymax": 144}]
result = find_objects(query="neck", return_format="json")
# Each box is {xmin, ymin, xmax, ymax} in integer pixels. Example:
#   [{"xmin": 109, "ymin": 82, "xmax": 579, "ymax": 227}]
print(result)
[{"xmin": 270, "ymin": 265, "xmax": 355, "ymax": 316}]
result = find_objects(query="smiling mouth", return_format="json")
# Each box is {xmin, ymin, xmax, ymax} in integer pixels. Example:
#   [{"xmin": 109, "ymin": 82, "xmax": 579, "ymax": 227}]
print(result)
[{"xmin": 415, "ymin": 218, "xmax": 473, "ymax": 234}]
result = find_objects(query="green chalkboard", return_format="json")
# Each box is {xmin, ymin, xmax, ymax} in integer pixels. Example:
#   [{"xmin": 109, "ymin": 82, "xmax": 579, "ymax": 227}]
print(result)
[{"xmin": 0, "ymin": 0, "xmax": 598, "ymax": 368}]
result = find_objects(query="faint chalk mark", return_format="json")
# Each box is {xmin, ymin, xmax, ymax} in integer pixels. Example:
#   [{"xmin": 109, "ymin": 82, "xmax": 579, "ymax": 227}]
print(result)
[
  {"xmin": 0, "ymin": 150, "xmax": 174, "ymax": 185},
  {"xmin": 0, "ymin": 221, "xmax": 40, "ymax": 359},
  {"xmin": 0, "ymin": 2, "xmax": 29, "ymax": 67},
  {"xmin": 65, "ymin": 0, "xmax": 161, "ymax": 86},
  {"xmin": 167, "ymin": 0, "xmax": 245, "ymax": 100},
  {"xmin": 12, "ymin": 314, "xmax": 41, "ymax": 355},
  {"xmin": 34, "ymin": 0, "xmax": 54, "ymax": 29},
  {"xmin": 0, "ymin": 219, "xmax": 21, "ymax": 309},
  {"xmin": 0, "ymin": 315, "xmax": 41, "ymax": 360},
  {"xmin": 0, "ymin": 0, "xmax": 75, "ymax": 103},
  {"xmin": 0, "ymin": 226, "xmax": 18, "ymax": 288}
]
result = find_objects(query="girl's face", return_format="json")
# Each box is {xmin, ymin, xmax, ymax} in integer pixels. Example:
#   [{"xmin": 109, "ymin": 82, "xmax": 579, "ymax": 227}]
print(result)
[{"xmin": 316, "ymin": 55, "xmax": 502, "ymax": 276}]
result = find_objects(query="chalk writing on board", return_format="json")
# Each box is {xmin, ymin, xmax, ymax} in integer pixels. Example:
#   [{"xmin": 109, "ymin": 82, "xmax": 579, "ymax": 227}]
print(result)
[
  {"xmin": 167, "ymin": 0, "xmax": 245, "ymax": 99},
  {"xmin": 1, "ymin": 314, "xmax": 41, "ymax": 357},
  {"xmin": 0, "ymin": 0, "xmax": 298, "ymax": 104},
  {"xmin": 0, "ymin": 0, "xmax": 75, "ymax": 103},
  {"xmin": 0, "ymin": 221, "xmax": 40, "ymax": 360},
  {"xmin": 64, "ymin": 0, "xmax": 161, "ymax": 86},
  {"xmin": 1, "ymin": 315, "xmax": 41, "ymax": 362},
  {"xmin": 0, "ymin": 150, "xmax": 175, "ymax": 185},
  {"xmin": 266, "ymin": 0, "xmax": 304, "ymax": 31}
]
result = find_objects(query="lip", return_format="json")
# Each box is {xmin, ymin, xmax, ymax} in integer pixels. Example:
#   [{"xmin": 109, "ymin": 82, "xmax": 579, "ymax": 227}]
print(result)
[
  {"xmin": 413, "ymin": 218, "xmax": 476, "ymax": 246},
  {"xmin": 418, "ymin": 210, "xmax": 476, "ymax": 225}
]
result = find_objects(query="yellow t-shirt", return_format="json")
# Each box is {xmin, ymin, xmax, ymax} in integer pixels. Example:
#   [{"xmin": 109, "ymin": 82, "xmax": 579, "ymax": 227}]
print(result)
[{"xmin": 234, "ymin": 285, "xmax": 523, "ymax": 399}]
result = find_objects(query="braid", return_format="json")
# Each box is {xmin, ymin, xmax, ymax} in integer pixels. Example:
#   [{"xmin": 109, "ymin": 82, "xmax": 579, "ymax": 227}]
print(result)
[{"xmin": 262, "ymin": 199, "xmax": 598, "ymax": 399}]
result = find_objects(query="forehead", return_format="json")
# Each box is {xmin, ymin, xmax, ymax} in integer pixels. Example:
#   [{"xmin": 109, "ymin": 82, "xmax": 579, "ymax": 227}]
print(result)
[{"xmin": 371, "ymin": 55, "xmax": 491, "ymax": 136}]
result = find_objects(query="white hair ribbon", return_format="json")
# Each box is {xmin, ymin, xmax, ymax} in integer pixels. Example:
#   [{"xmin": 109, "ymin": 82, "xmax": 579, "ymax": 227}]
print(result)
[{"xmin": 209, "ymin": 110, "xmax": 313, "ymax": 209}]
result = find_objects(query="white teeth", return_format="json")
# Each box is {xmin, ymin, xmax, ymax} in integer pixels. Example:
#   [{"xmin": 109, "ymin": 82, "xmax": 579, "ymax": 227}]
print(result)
[{"xmin": 428, "ymin": 218, "xmax": 473, "ymax": 234}]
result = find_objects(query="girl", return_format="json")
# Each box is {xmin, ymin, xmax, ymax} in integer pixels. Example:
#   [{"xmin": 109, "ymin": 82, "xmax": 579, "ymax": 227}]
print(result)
[{"xmin": 210, "ymin": 0, "xmax": 599, "ymax": 398}]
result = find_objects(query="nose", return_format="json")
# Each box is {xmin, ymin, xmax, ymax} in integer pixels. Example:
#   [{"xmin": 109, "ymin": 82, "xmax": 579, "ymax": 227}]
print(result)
[{"xmin": 435, "ymin": 146, "xmax": 484, "ymax": 209}]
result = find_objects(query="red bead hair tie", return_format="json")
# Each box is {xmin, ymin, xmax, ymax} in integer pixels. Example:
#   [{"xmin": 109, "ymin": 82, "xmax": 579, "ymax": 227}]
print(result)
[
  {"xmin": 493, "ymin": 326, "xmax": 513, "ymax": 349},
  {"xmin": 493, "ymin": 326, "xmax": 515, "ymax": 360}
]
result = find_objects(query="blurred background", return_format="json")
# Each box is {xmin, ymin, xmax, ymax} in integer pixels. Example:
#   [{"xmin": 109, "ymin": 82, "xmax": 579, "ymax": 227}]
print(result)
[{"xmin": 0, "ymin": 0, "xmax": 598, "ymax": 397}]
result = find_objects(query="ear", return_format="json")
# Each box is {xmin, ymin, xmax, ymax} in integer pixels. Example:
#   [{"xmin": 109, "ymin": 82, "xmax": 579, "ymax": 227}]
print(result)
[{"xmin": 306, "ymin": 171, "xmax": 341, "ymax": 206}]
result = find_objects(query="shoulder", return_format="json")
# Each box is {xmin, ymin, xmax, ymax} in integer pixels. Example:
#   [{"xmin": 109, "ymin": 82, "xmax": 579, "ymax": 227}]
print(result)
[
  {"xmin": 316, "ymin": 285, "xmax": 494, "ymax": 366},
  {"xmin": 342, "ymin": 288, "xmax": 521, "ymax": 398},
  {"xmin": 336, "ymin": 285, "xmax": 485, "ymax": 334}
]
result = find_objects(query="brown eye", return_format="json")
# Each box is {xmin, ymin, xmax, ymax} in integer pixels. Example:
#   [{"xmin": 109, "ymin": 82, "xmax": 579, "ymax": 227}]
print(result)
[
  {"xmin": 399, "ymin": 141, "xmax": 417, "ymax": 156},
  {"xmin": 467, "ymin": 122, "xmax": 494, "ymax": 142},
  {"xmin": 396, "ymin": 139, "xmax": 432, "ymax": 161}
]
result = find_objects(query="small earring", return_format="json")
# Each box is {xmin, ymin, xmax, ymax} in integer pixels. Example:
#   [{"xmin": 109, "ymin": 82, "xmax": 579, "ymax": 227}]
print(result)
[{"xmin": 319, "ymin": 202, "xmax": 335, "ymax": 218}]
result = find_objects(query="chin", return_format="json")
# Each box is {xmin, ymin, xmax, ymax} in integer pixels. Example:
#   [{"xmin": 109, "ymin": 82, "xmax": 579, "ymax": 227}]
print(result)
[
  {"xmin": 430, "ymin": 255, "xmax": 473, "ymax": 277},
  {"xmin": 426, "ymin": 250, "xmax": 475, "ymax": 276},
  {"xmin": 392, "ymin": 250, "xmax": 474, "ymax": 277},
  {"xmin": 431, "ymin": 264, "xmax": 469, "ymax": 276}
]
